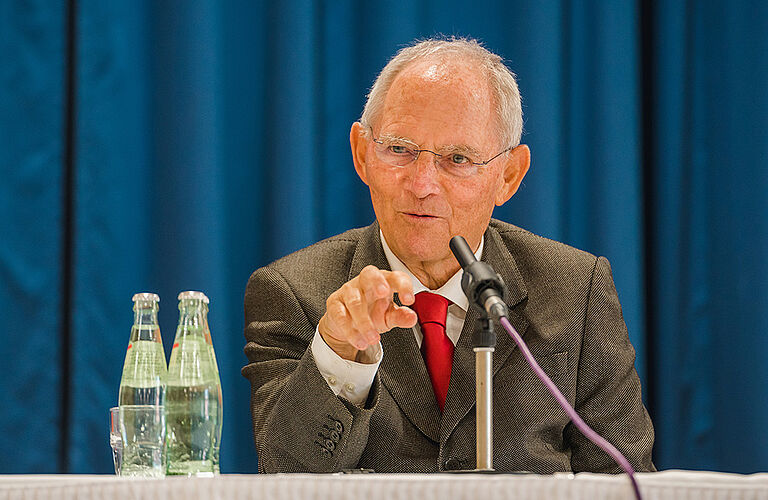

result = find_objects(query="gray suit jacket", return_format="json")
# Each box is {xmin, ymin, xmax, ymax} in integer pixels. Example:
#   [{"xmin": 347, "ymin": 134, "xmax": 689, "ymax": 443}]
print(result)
[{"xmin": 242, "ymin": 220, "xmax": 655, "ymax": 473}]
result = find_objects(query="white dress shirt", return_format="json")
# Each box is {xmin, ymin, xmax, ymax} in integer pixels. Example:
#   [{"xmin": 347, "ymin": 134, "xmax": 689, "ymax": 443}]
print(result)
[{"xmin": 311, "ymin": 232, "xmax": 484, "ymax": 405}]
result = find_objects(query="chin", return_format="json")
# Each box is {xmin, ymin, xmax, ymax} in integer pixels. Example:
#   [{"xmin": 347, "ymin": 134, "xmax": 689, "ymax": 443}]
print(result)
[
  {"xmin": 399, "ymin": 231, "xmax": 451, "ymax": 262},
  {"xmin": 379, "ymin": 215, "xmax": 451, "ymax": 261}
]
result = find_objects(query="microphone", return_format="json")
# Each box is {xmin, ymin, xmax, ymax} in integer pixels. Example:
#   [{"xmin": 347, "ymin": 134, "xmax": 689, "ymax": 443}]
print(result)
[
  {"xmin": 450, "ymin": 235, "xmax": 641, "ymax": 498},
  {"xmin": 449, "ymin": 235, "xmax": 508, "ymax": 320}
]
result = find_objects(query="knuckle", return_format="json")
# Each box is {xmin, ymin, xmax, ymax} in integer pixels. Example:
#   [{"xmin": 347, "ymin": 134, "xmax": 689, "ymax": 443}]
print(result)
[
  {"xmin": 373, "ymin": 273, "xmax": 389, "ymax": 290},
  {"xmin": 361, "ymin": 266, "xmax": 384, "ymax": 288},
  {"xmin": 391, "ymin": 271, "xmax": 408, "ymax": 285},
  {"xmin": 359, "ymin": 266, "xmax": 375, "ymax": 282},
  {"xmin": 326, "ymin": 294, "xmax": 337, "ymax": 308},
  {"xmin": 361, "ymin": 265, "xmax": 378, "ymax": 275},
  {"xmin": 332, "ymin": 303, "xmax": 347, "ymax": 319},
  {"xmin": 346, "ymin": 291, "xmax": 363, "ymax": 307}
]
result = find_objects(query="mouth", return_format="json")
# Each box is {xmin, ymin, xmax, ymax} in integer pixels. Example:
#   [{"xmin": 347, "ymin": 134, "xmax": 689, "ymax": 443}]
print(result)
[{"xmin": 403, "ymin": 212, "xmax": 439, "ymax": 219}]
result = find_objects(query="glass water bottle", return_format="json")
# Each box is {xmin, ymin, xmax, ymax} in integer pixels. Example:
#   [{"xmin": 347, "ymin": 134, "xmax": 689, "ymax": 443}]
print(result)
[
  {"xmin": 117, "ymin": 293, "xmax": 167, "ymax": 477},
  {"xmin": 165, "ymin": 291, "xmax": 220, "ymax": 476},
  {"xmin": 118, "ymin": 293, "xmax": 166, "ymax": 406}
]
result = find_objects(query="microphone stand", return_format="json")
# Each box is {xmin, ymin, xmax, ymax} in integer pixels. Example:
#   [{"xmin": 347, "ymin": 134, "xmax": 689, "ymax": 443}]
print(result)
[
  {"xmin": 473, "ymin": 314, "xmax": 495, "ymax": 471},
  {"xmin": 450, "ymin": 235, "xmax": 506, "ymax": 472}
]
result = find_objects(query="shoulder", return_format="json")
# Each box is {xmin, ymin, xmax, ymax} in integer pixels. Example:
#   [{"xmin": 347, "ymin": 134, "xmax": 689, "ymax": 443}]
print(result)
[{"xmin": 489, "ymin": 219, "xmax": 600, "ymax": 287}]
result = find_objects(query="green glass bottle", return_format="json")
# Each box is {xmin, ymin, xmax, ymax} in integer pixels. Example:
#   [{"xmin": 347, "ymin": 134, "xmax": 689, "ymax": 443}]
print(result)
[
  {"xmin": 118, "ymin": 293, "xmax": 167, "ymax": 477},
  {"xmin": 165, "ymin": 291, "xmax": 219, "ymax": 476},
  {"xmin": 118, "ymin": 293, "xmax": 166, "ymax": 406}
]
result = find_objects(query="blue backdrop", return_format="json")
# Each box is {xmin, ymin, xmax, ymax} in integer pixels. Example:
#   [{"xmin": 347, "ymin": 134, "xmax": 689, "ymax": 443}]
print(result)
[{"xmin": 1, "ymin": 0, "xmax": 767, "ymax": 474}]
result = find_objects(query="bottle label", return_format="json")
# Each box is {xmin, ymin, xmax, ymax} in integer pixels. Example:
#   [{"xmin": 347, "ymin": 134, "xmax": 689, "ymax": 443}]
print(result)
[
  {"xmin": 168, "ymin": 338, "xmax": 216, "ymax": 385},
  {"xmin": 120, "ymin": 341, "xmax": 166, "ymax": 388}
]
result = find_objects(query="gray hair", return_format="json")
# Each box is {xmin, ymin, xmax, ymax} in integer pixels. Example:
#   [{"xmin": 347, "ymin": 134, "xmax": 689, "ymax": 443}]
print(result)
[{"xmin": 360, "ymin": 37, "xmax": 523, "ymax": 149}]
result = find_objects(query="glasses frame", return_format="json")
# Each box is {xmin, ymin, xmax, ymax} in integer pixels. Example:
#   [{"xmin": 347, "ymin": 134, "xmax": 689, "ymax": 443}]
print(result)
[{"xmin": 369, "ymin": 132, "xmax": 511, "ymax": 172}]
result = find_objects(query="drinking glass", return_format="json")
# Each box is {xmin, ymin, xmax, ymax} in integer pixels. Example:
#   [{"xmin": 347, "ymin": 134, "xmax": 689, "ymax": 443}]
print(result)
[
  {"xmin": 119, "ymin": 405, "xmax": 166, "ymax": 478},
  {"xmin": 109, "ymin": 407, "xmax": 122, "ymax": 475}
]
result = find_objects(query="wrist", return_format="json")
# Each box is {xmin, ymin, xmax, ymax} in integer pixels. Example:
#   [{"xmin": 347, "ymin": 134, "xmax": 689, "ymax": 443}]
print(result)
[{"xmin": 318, "ymin": 319, "xmax": 359, "ymax": 361}]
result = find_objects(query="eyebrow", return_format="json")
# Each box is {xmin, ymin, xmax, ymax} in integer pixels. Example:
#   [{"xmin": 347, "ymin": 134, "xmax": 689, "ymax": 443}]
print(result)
[
  {"xmin": 437, "ymin": 143, "xmax": 482, "ymax": 157},
  {"xmin": 379, "ymin": 133, "xmax": 482, "ymax": 157},
  {"xmin": 378, "ymin": 133, "xmax": 418, "ymax": 146}
]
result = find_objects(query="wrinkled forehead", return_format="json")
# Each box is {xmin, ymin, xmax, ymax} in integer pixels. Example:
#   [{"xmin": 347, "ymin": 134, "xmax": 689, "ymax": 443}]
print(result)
[
  {"xmin": 378, "ymin": 57, "xmax": 498, "ymax": 147},
  {"xmin": 390, "ymin": 57, "xmax": 492, "ymax": 109}
]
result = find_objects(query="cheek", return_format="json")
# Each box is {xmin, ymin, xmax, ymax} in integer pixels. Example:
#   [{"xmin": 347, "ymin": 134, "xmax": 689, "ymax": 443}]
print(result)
[
  {"xmin": 450, "ymin": 176, "xmax": 500, "ymax": 210},
  {"xmin": 368, "ymin": 168, "xmax": 404, "ymax": 197},
  {"xmin": 366, "ymin": 170, "xmax": 402, "ymax": 211},
  {"xmin": 443, "ymin": 177, "xmax": 501, "ymax": 235}
]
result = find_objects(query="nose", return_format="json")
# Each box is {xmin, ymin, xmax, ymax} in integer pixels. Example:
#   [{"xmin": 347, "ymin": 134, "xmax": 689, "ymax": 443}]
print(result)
[{"xmin": 405, "ymin": 151, "xmax": 441, "ymax": 199}]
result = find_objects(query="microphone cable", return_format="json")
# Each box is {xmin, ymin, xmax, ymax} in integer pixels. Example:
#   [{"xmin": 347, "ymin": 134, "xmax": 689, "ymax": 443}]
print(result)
[{"xmin": 499, "ymin": 315, "xmax": 642, "ymax": 500}]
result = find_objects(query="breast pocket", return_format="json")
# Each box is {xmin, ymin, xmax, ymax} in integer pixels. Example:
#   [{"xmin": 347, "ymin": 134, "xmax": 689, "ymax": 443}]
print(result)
[
  {"xmin": 495, "ymin": 349, "xmax": 570, "ymax": 388},
  {"xmin": 538, "ymin": 350, "xmax": 568, "ymax": 378}
]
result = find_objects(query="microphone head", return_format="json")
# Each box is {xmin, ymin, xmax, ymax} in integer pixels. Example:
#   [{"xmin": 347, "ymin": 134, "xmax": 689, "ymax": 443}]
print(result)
[{"xmin": 450, "ymin": 235, "xmax": 477, "ymax": 270}]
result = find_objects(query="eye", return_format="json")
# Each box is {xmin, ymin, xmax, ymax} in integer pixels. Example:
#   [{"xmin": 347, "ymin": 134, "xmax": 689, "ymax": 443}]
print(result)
[
  {"xmin": 451, "ymin": 153, "xmax": 471, "ymax": 165},
  {"xmin": 389, "ymin": 144, "xmax": 410, "ymax": 155}
]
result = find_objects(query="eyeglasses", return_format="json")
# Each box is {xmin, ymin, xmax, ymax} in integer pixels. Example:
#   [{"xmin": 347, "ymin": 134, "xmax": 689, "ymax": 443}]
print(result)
[{"xmin": 370, "ymin": 133, "xmax": 510, "ymax": 178}]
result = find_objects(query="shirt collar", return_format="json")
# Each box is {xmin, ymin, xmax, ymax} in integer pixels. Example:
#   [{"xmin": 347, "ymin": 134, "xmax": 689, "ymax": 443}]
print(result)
[{"xmin": 379, "ymin": 230, "xmax": 484, "ymax": 312}]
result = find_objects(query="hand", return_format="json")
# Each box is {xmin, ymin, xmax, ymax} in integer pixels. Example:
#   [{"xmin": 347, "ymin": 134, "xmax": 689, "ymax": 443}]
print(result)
[{"xmin": 318, "ymin": 265, "xmax": 417, "ymax": 361}]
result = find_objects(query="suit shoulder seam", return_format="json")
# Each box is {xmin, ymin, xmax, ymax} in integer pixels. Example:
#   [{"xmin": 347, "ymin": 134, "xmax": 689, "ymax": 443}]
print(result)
[{"xmin": 494, "ymin": 225, "xmax": 597, "ymax": 261}]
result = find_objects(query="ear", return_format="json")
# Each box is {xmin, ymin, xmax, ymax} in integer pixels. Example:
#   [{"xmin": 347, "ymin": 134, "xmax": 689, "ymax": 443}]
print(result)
[
  {"xmin": 350, "ymin": 122, "xmax": 370, "ymax": 186},
  {"xmin": 495, "ymin": 144, "xmax": 531, "ymax": 206}
]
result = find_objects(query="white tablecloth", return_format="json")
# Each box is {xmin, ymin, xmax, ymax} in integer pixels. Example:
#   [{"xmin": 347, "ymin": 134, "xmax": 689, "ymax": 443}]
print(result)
[{"xmin": 1, "ymin": 470, "xmax": 767, "ymax": 500}]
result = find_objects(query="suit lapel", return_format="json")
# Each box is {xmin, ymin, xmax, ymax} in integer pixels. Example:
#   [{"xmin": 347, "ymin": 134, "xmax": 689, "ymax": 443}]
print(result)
[
  {"xmin": 349, "ymin": 222, "xmax": 441, "ymax": 443},
  {"xmin": 380, "ymin": 328, "xmax": 441, "ymax": 442},
  {"xmin": 440, "ymin": 224, "xmax": 530, "ymax": 444}
]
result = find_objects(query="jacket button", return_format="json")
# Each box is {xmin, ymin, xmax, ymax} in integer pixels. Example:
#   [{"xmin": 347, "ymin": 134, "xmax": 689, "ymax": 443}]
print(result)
[{"xmin": 444, "ymin": 458, "xmax": 462, "ymax": 470}]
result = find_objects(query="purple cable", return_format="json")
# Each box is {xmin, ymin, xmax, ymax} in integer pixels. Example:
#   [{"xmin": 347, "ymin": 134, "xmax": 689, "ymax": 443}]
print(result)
[{"xmin": 498, "ymin": 316, "xmax": 642, "ymax": 500}]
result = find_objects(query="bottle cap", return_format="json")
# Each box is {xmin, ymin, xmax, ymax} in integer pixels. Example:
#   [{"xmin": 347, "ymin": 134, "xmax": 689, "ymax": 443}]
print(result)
[
  {"xmin": 132, "ymin": 292, "xmax": 160, "ymax": 303},
  {"xmin": 178, "ymin": 291, "xmax": 208, "ymax": 303}
]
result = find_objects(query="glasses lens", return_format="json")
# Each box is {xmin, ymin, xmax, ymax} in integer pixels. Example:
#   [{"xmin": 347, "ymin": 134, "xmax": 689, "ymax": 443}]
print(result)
[
  {"xmin": 436, "ymin": 155, "xmax": 478, "ymax": 178},
  {"xmin": 374, "ymin": 140, "xmax": 417, "ymax": 167}
]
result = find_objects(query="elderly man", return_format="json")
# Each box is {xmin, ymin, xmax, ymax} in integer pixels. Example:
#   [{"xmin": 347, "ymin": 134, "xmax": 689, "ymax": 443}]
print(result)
[{"xmin": 242, "ymin": 37, "xmax": 654, "ymax": 473}]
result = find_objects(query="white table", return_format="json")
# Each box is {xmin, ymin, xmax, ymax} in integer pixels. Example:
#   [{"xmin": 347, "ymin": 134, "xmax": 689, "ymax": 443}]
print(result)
[{"xmin": 1, "ymin": 470, "xmax": 767, "ymax": 500}]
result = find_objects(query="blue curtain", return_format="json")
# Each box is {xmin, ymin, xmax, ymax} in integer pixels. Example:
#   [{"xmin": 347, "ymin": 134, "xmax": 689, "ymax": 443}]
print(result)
[
  {"xmin": 1, "ymin": 0, "xmax": 767, "ymax": 474},
  {"xmin": 650, "ymin": 0, "xmax": 768, "ymax": 472},
  {"xmin": 0, "ymin": 0, "xmax": 67, "ymax": 473}
]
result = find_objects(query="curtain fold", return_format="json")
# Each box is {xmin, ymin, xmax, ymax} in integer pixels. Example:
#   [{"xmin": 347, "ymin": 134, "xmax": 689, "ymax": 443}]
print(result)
[
  {"xmin": 651, "ymin": 0, "xmax": 768, "ymax": 472},
  {"xmin": 0, "ymin": 0, "xmax": 67, "ymax": 473}
]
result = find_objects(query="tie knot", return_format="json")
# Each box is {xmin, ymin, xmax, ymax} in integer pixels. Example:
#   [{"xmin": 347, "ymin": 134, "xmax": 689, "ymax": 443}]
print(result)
[{"xmin": 412, "ymin": 292, "xmax": 451, "ymax": 328}]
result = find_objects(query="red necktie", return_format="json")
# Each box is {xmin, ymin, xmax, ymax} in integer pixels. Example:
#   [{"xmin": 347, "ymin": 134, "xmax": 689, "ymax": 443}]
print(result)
[{"xmin": 412, "ymin": 292, "xmax": 453, "ymax": 412}]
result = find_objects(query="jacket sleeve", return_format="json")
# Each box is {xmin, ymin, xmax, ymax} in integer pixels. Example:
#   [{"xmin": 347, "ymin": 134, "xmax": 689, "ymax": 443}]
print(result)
[
  {"xmin": 241, "ymin": 265, "xmax": 379, "ymax": 473},
  {"xmin": 565, "ymin": 256, "xmax": 656, "ymax": 472}
]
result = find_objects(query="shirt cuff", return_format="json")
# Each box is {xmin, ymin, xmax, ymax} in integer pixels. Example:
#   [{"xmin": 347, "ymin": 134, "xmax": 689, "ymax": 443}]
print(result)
[{"xmin": 311, "ymin": 327, "xmax": 382, "ymax": 406}]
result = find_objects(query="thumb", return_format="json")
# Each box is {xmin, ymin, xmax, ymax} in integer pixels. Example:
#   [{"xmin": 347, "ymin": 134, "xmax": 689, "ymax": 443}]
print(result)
[{"xmin": 386, "ymin": 304, "xmax": 418, "ymax": 329}]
